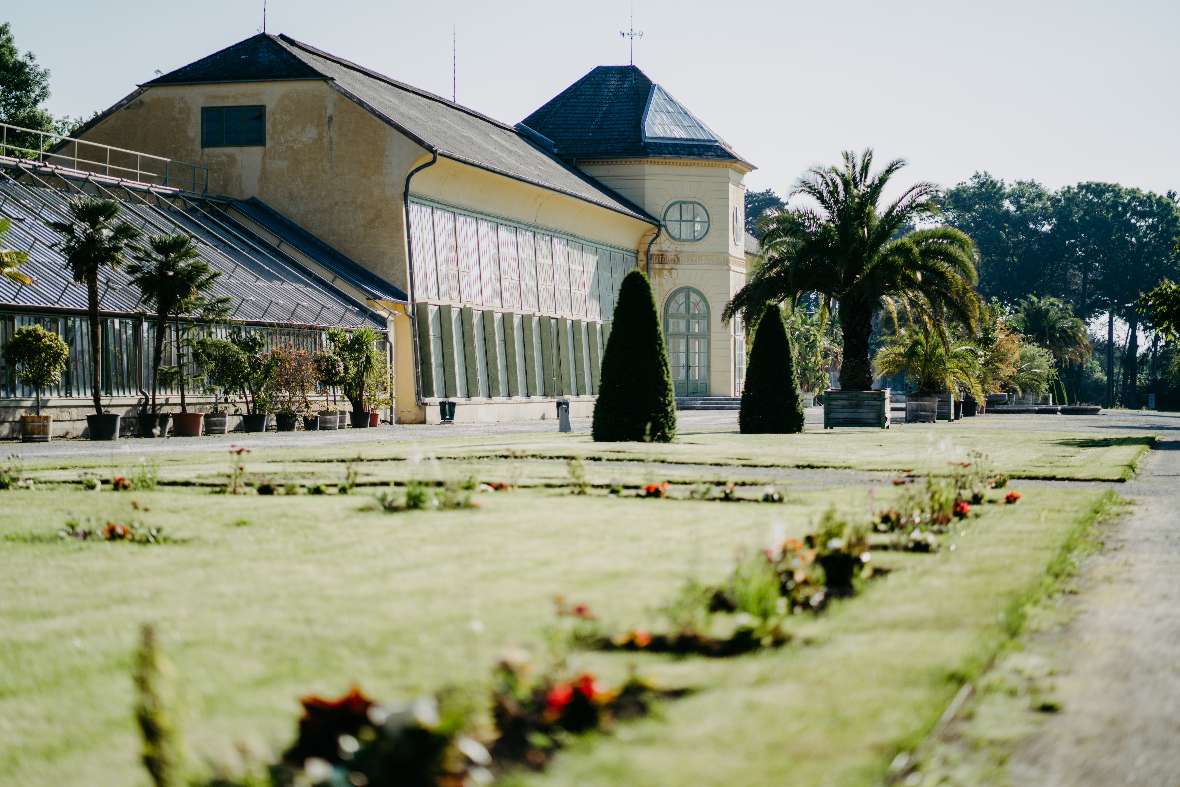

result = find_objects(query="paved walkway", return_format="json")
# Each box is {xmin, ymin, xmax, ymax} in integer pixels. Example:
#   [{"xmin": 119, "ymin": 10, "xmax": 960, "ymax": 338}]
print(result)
[{"xmin": 1008, "ymin": 429, "xmax": 1180, "ymax": 785}]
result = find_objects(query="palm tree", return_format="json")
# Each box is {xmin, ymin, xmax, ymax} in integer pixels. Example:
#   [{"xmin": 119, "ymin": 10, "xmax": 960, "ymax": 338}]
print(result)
[
  {"xmin": 1, "ymin": 217, "xmax": 32, "ymax": 286},
  {"xmin": 126, "ymin": 234, "xmax": 227, "ymax": 414},
  {"xmin": 724, "ymin": 150, "xmax": 980, "ymax": 391},
  {"xmin": 874, "ymin": 325, "xmax": 982, "ymax": 400},
  {"xmin": 1009, "ymin": 295, "xmax": 1089, "ymax": 366},
  {"xmin": 48, "ymin": 198, "xmax": 140, "ymax": 415}
]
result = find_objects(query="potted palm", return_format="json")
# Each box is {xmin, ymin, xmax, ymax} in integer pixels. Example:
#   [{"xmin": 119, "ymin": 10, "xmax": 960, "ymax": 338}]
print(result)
[
  {"xmin": 192, "ymin": 336, "xmax": 243, "ymax": 434},
  {"xmin": 3, "ymin": 325, "xmax": 69, "ymax": 442},
  {"xmin": 364, "ymin": 351, "xmax": 391, "ymax": 427},
  {"xmin": 328, "ymin": 327, "xmax": 381, "ymax": 429},
  {"xmin": 48, "ymin": 198, "xmax": 140, "ymax": 440},
  {"xmin": 126, "ymin": 234, "xmax": 228, "ymax": 438},
  {"xmin": 725, "ymin": 150, "xmax": 980, "ymax": 429},
  {"xmin": 228, "ymin": 331, "xmax": 278, "ymax": 432},
  {"xmin": 1, "ymin": 217, "xmax": 32, "ymax": 287},
  {"xmin": 875, "ymin": 326, "xmax": 982, "ymax": 424},
  {"xmin": 313, "ymin": 349, "xmax": 345, "ymax": 430}
]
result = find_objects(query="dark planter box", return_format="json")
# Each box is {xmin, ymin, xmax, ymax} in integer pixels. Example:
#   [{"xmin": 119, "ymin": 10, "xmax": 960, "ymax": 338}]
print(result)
[
  {"xmin": 275, "ymin": 413, "xmax": 299, "ymax": 432},
  {"xmin": 204, "ymin": 413, "xmax": 229, "ymax": 434},
  {"xmin": 962, "ymin": 397, "xmax": 978, "ymax": 417},
  {"xmin": 303, "ymin": 415, "xmax": 320, "ymax": 431},
  {"xmin": 241, "ymin": 414, "xmax": 270, "ymax": 433},
  {"xmin": 905, "ymin": 395, "xmax": 938, "ymax": 423},
  {"xmin": 87, "ymin": 413, "xmax": 122, "ymax": 441},
  {"xmin": 823, "ymin": 389, "xmax": 890, "ymax": 429},
  {"xmin": 350, "ymin": 410, "xmax": 372, "ymax": 429},
  {"xmin": 137, "ymin": 412, "xmax": 171, "ymax": 438},
  {"xmin": 953, "ymin": 399, "xmax": 964, "ymax": 420}
]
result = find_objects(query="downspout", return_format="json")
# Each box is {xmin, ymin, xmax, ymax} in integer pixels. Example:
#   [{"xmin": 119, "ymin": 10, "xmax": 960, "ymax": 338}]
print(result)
[
  {"xmin": 644, "ymin": 223, "xmax": 661, "ymax": 278},
  {"xmin": 402, "ymin": 149, "xmax": 439, "ymax": 409}
]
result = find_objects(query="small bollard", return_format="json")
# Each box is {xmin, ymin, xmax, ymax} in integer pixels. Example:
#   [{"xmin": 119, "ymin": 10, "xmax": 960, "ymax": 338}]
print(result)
[
  {"xmin": 439, "ymin": 400, "xmax": 456, "ymax": 424},
  {"xmin": 556, "ymin": 398, "xmax": 572, "ymax": 433}
]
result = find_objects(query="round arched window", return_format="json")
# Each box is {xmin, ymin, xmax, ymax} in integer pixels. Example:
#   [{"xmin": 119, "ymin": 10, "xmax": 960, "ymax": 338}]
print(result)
[{"xmin": 663, "ymin": 201, "xmax": 709, "ymax": 242}]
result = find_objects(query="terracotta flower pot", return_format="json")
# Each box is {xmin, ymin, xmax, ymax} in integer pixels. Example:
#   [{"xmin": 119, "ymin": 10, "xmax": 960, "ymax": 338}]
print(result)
[
  {"xmin": 172, "ymin": 412, "xmax": 204, "ymax": 437},
  {"xmin": 20, "ymin": 414, "xmax": 52, "ymax": 443},
  {"xmin": 87, "ymin": 413, "xmax": 122, "ymax": 441},
  {"xmin": 368, "ymin": 410, "xmax": 380, "ymax": 427}
]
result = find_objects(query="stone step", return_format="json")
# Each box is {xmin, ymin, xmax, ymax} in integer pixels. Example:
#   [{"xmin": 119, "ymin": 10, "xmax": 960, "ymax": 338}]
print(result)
[{"xmin": 676, "ymin": 396, "xmax": 741, "ymax": 411}]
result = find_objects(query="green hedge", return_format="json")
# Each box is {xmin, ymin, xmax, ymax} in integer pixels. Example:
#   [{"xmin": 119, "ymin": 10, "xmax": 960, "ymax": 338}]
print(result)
[
  {"xmin": 739, "ymin": 304, "xmax": 805, "ymax": 434},
  {"xmin": 592, "ymin": 270, "xmax": 676, "ymax": 442}
]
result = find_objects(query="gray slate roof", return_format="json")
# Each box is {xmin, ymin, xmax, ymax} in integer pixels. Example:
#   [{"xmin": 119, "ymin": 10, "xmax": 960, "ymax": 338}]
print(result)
[
  {"xmin": 143, "ymin": 34, "xmax": 654, "ymax": 224},
  {"xmin": 0, "ymin": 161, "xmax": 386, "ymax": 328},
  {"xmin": 521, "ymin": 65, "xmax": 750, "ymax": 166}
]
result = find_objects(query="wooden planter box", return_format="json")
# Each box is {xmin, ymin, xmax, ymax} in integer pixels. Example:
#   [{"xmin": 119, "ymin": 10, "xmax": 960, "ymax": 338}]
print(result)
[
  {"xmin": 905, "ymin": 395, "xmax": 938, "ymax": 423},
  {"xmin": 823, "ymin": 389, "xmax": 890, "ymax": 429},
  {"xmin": 937, "ymin": 393, "xmax": 956, "ymax": 421}
]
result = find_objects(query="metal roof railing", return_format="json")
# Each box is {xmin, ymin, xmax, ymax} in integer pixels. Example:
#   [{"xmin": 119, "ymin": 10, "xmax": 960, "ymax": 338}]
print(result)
[{"xmin": 0, "ymin": 121, "xmax": 209, "ymax": 194}]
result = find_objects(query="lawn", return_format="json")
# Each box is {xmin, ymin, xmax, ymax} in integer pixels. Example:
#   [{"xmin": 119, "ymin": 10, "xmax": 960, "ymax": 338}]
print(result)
[{"xmin": 0, "ymin": 423, "xmax": 1133, "ymax": 786}]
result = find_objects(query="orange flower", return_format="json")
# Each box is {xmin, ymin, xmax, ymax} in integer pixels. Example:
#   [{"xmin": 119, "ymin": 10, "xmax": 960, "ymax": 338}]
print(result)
[
  {"xmin": 642, "ymin": 482, "xmax": 669, "ymax": 498},
  {"xmin": 229, "ymin": 445, "xmax": 250, "ymax": 456},
  {"xmin": 1005, "ymin": 491, "xmax": 1023, "ymax": 504},
  {"xmin": 111, "ymin": 476, "xmax": 131, "ymax": 491},
  {"xmin": 953, "ymin": 500, "xmax": 971, "ymax": 518},
  {"xmin": 631, "ymin": 629, "xmax": 652, "ymax": 648},
  {"xmin": 102, "ymin": 522, "xmax": 130, "ymax": 540},
  {"xmin": 571, "ymin": 603, "xmax": 595, "ymax": 620}
]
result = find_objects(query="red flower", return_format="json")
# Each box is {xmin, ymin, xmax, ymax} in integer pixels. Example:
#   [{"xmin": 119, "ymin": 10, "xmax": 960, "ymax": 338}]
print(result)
[
  {"xmin": 953, "ymin": 500, "xmax": 971, "ymax": 519},
  {"xmin": 229, "ymin": 445, "xmax": 250, "ymax": 456},
  {"xmin": 285, "ymin": 686, "xmax": 375, "ymax": 764},
  {"xmin": 111, "ymin": 476, "xmax": 131, "ymax": 491},
  {"xmin": 1005, "ymin": 491, "xmax": 1023, "ymax": 504},
  {"xmin": 631, "ymin": 629, "xmax": 652, "ymax": 648},
  {"xmin": 571, "ymin": 603, "xmax": 595, "ymax": 620},
  {"xmin": 545, "ymin": 683, "xmax": 574, "ymax": 716},
  {"xmin": 642, "ymin": 482, "xmax": 669, "ymax": 498},
  {"xmin": 574, "ymin": 673, "xmax": 600, "ymax": 701}
]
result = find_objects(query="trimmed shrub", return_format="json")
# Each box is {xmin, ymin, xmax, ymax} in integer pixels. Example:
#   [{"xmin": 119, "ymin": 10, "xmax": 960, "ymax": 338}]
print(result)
[
  {"xmin": 592, "ymin": 270, "xmax": 677, "ymax": 442},
  {"xmin": 739, "ymin": 304, "xmax": 805, "ymax": 433}
]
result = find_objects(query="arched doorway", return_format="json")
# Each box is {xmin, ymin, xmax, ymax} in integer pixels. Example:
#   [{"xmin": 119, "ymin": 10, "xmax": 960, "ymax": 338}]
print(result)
[{"xmin": 664, "ymin": 287, "xmax": 710, "ymax": 396}]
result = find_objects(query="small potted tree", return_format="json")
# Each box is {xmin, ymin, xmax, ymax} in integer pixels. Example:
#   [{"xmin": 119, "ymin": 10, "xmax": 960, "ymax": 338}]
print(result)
[
  {"xmin": 228, "ymin": 331, "xmax": 278, "ymax": 432},
  {"xmin": 127, "ymin": 234, "xmax": 228, "ymax": 438},
  {"xmin": 192, "ymin": 336, "xmax": 242, "ymax": 434},
  {"xmin": 48, "ymin": 197, "xmax": 140, "ymax": 440},
  {"xmin": 270, "ymin": 345, "xmax": 314, "ymax": 432},
  {"xmin": 364, "ymin": 351, "xmax": 391, "ymax": 427},
  {"xmin": 328, "ymin": 327, "xmax": 381, "ymax": 429},
  {"xmin": 4, "ymin": 325, "xmax": 70, "ymax": 442},
  {"xmin": 875, "ymin": 326, "xmax": 981, "ymax": 424},
  {"xmin": 313, "ymin": 349, "xmax": 345, "ymax": 430}
]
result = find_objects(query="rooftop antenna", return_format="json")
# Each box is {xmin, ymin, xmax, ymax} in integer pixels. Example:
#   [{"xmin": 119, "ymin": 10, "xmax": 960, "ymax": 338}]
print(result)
[
  {"xmin": 262, "ymin": 0, "xmax": 268, "ymax": 32},
  {"xmin": 620, "ymin": 1, "xmax": 643, "ymax": 65},
  {"xmin": 452, "ymin": 24, "xmax": 457, "ymax": 103}
]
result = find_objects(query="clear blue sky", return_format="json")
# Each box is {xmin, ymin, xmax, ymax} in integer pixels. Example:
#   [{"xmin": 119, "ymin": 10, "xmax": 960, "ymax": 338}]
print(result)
[{"xmin": 6, "ymin": 0, "xmax": 1178, "ymax": 197}]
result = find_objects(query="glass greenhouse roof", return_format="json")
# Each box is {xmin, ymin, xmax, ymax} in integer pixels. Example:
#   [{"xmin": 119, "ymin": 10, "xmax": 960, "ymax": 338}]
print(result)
[{"xmin": 642, "ymin": 85, "xmax": 717, "ymax": 142}]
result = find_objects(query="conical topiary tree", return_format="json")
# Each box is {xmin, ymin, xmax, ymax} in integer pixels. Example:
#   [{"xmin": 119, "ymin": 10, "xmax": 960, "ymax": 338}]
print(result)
[
  {"xmin": 592, "ymin": 270, "xmax": 677, "ymax": 442},
  {"xmin": 739, "ymin": 304, "xmax": 805, "ymax": 434}
]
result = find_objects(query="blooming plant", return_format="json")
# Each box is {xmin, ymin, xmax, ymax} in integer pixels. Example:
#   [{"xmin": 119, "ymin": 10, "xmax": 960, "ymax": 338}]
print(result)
[
  {"xmin": 953, "ymin": 499, "xmax": 971, "ymax": 519},
  {"xmin": 566, "ymin": 458, "xmax": 590, "ymax": 496},
  {"xmin": 641, "ymin": 482, "xmax": 669, "ymax": 499},
  {"xmin": 225, "ymin": 445, "xmax": 250, "ymax": 495},
  {"xmin": 111, "ymin": 475, "xmax": 132, "ymax": 491},
  {"xmin": 1005, "ymin": 490, "xmax": 1023, "ymax": 504},
  {"xmin": 60, "ymin": 517, "xmax": 167, "ymax": 544}
]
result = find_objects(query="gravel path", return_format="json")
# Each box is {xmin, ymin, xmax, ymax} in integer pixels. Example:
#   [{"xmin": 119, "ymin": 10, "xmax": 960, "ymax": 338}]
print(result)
[{"xmin": 1007, "ymin": 431, "xmax": 1180, "ymax": 785}]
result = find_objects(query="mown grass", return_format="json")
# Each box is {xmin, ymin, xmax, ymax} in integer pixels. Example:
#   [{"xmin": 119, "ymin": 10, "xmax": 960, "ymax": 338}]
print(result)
[{"xmin": 0, "ymin": 438, "xmax": 1117, "ymax": 787}]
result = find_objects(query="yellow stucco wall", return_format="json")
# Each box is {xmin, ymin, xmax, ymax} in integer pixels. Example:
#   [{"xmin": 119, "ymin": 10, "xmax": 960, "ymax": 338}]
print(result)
[
  {"xmin": 73, "ymin": 81, "xmax": 426, "ymax": 292},
  {"xmin": 581, "ymin": 159, "xmax": 750, "ymax": 396}
]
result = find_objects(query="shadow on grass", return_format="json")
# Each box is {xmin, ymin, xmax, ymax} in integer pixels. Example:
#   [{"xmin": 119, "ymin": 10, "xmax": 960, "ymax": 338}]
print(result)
[{"xmin": 1053, "ymin": 436, "xmax": 1157, "ymax": 449}]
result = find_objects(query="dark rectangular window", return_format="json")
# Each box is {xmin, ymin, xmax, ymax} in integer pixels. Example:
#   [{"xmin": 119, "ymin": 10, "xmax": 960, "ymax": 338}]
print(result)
[{"xmin": 201, "ymin": 105, "xmax": 266, "ymax": 148}]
